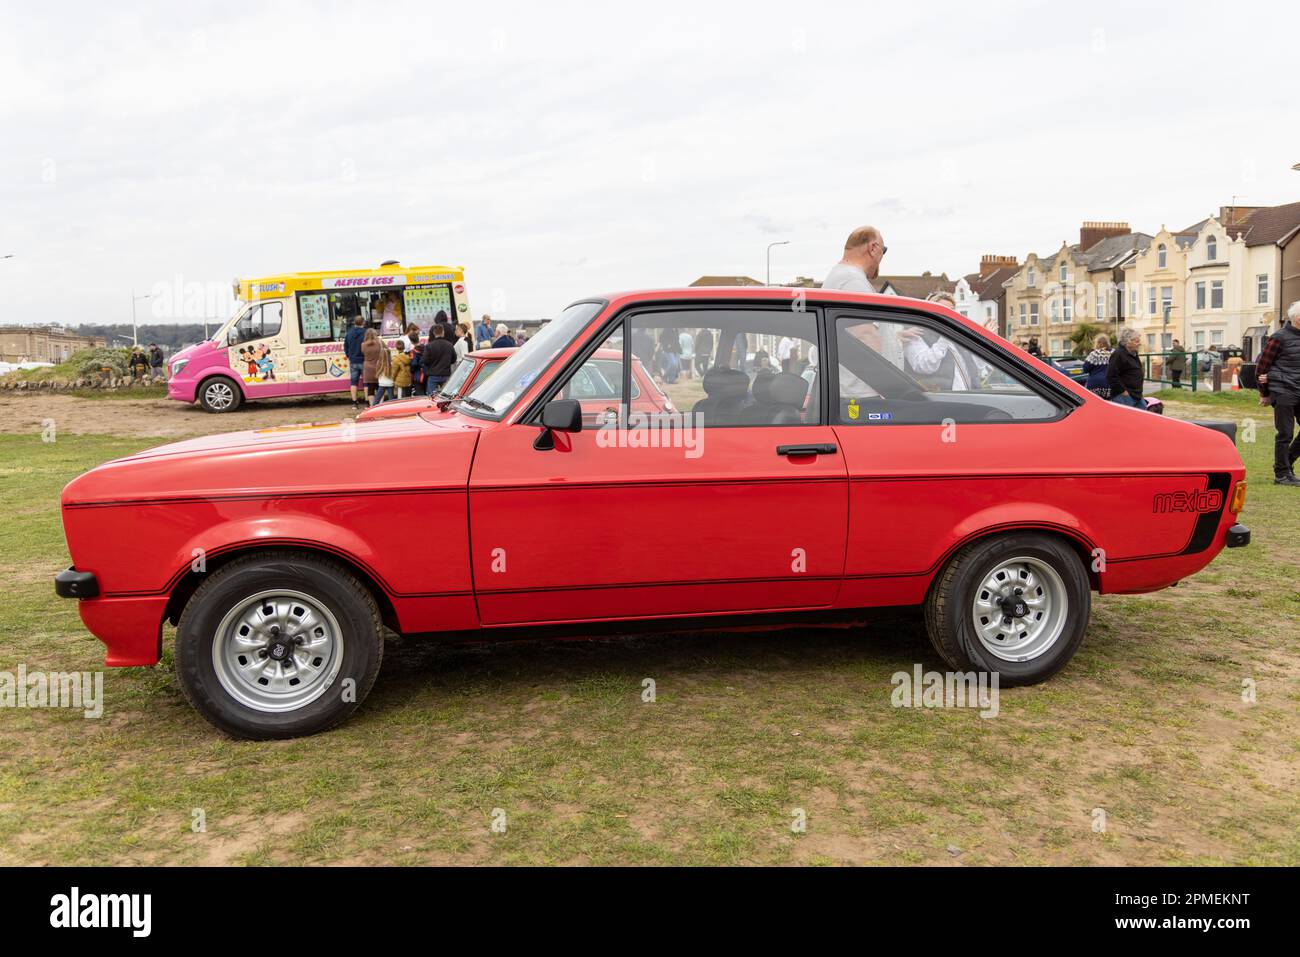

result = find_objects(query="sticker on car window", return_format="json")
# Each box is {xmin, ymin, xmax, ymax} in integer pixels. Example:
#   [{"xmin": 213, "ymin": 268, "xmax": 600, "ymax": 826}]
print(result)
[{"xmin": 847, "ymin": 398, "xmax": 859, "ymax": 420}]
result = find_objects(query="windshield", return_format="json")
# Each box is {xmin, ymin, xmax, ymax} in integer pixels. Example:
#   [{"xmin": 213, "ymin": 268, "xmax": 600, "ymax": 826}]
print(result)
[
  {"xmin": 459, "ymin": 301, "xmax": 604, "ymax": 418},
  {"xmin": 439, "ymin": 357, "xmax": 476, "ymax": 397}
]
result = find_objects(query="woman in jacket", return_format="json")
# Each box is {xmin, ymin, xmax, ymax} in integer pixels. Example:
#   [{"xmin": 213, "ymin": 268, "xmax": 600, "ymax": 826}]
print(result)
[
  {"xmin": 1082, "ymin": 334, "xmax": 1112, "ymax": 398},
  {"xmin": 360, "ymin": 329, "xmax": 388, "ymax": 406}
]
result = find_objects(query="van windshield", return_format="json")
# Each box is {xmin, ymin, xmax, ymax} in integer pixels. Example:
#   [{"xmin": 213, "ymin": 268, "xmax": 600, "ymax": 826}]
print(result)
[{"xmin": 458, "ymin": 301, "xmax": 604, "ymax": 419}]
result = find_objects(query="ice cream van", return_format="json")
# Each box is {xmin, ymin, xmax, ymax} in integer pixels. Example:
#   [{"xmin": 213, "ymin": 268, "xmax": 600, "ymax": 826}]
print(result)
[{"xmin": 166, "ymin": 262, "xmax": 470, "ymax": 412}]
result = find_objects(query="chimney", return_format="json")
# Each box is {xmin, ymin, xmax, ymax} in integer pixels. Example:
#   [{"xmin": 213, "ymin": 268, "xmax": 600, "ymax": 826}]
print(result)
[
  {"xmin": 979, "ymin": 254, "xmax": 1019, "ymax": 277},
  {"xmin": 1219, "ymin": 205, "xmax": 1261, "ymax": 228},
  {"xmin": 1079, "ymin": 221, "xmax": 1130, "ymax": 250}
]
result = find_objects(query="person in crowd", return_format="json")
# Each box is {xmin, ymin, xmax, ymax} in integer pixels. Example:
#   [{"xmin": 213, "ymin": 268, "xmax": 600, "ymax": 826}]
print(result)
[
  {"xmin": 129, "ymin": 345, "xmax": 150, "ymax": 382},
  {"xmin": 391, "ymin": 339, "xmax": 412, "ymax": 399},
  {"xmin": 492, "ymin": 323, "xmax": 516, "ymax": 348},
  {"xmin": 679, "ymin": 328, "xmax": 695, "ymax": 379},
  {"xmin": 148, "ymin": 343, "xmax": 165, "ymax": 381},
  {"xmin": 777, "ymin": 334, "xmax": 798, "ymax": 373},
  {"xmin": 405, "ymin": 324, "xmax": 423, "ymax": 394},
  {"xmin": 656, "ymin": 328, "xmax": 682, "ymax": 383},
  {"xmin": 517, "ymin": 332, "xmax": 528, "ymax": 345},
  {"xmin": 823, "ymin": 225, "xmax": 915, "ymax": 367},
  {"xmin": 1256, "ymin": 300, "xmax": 1300, "ymax": 486},
  {"xmin": 361, "ymin": 328, "xmax": 388, "ymax": 407},
  {"xmin": 1026, "ymin": 336, "xmax": 1043, "ymax": 358},
  {"xmin": 1107, "ymin": 327, "xmax": 1146, "ymax": 408},
  {"xmin": 430, "ymin": 309, "xmax": 451, "ymax": 342},
  {"xmin": 1082, "ymin": 334, "xmax": 1112, "ymax": 399},
  {"xmin": 423, "ymin": 323, "xmax": 457, "ymax": 396},
  {"xmin": 379, "ymin": 292, "xmax": 404, "ymax": 336},
  {"xmin": 1167, "ymin": 338, "xmax": 1186, "ymax": 388},
  {"xmin": 344, "ymin": 316, "xmax": 367, "ymax": 409},
  {"xmin": 694, "ymin": 327, "xmax": 714, "ymax": 376},
  {"xmin": 475, "ymin": 314, "xmax": 493, "ymax": 349},
  {"xmin": 454, "ymin": 322, "xmax": 471, "ymax": 361}
]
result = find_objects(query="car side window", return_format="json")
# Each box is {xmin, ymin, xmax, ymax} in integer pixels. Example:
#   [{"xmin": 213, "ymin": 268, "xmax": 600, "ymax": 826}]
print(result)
[
  {"xmin": 228, "ymin": 303, "xmax": 282, "ymax": 346},
  {"xmin": 627, "ymin": 308, "xmax": 819, "ymax": 427},
  {"xmin": 834, "ymin": 314, "xmax": 1059, "ymax": 424}
]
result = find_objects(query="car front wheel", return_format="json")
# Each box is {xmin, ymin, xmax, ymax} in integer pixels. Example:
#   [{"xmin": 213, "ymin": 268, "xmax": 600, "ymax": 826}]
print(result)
[
  {"xmin": 924, "ymin": 533, "xmax": 1090, "ymax": 685},
  {"xmin": 175, "ymin": 552, "xmax": 384, "ymax": 738},
  {"xmin": 198, "ymin": 377, "xmax": 242, "ymax": 413}
]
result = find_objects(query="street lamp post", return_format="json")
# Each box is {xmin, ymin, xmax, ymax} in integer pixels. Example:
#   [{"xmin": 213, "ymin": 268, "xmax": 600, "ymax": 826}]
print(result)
[
  {"xmin": 131, "ymin": 291, "xmax": 153, "ymax": 346},
  {"xmin": 766, "ymin": 240, "xmax": 790, "ymax": 286}
]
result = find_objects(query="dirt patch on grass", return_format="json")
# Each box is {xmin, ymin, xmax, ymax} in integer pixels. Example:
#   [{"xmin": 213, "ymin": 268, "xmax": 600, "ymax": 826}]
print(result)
[{"xmin": 0, "ymin": 392, "xmax": 362, "ymax": 439}]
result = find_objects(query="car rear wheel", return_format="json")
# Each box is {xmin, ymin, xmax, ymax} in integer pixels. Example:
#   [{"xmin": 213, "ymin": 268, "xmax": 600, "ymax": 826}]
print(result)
[
  {"xmin": 923, "ymin": 533, "xmax": 1090, "ymax": 685},
  {"xmin": 175, "ymin": 552, "xmax": 383, "ymax": 738},
  {"xmin": 198, "ymin": 376, "xmax": 242, "ymax": 413}
]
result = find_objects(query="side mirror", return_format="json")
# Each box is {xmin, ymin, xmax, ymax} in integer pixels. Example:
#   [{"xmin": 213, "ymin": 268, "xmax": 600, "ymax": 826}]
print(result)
[{"xmin": 534, "ymin": 398, "xmax": 582, "ymax": 450}]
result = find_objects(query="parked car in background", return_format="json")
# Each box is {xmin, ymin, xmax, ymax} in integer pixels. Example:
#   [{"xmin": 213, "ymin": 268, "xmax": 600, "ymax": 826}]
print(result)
[
  {"xmin": 357, "ymin": 347, "xmax": 672, "ymax": 423},
  {"xmin": 57, "ymin": 287, "xmax": 1249, "ymax": 738}
]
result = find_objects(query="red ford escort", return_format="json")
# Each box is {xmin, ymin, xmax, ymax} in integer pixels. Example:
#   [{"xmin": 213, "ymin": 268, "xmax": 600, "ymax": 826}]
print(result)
[{"xmin": 56, "ymin": 288, "xmax": 1250, "ymax": 738}]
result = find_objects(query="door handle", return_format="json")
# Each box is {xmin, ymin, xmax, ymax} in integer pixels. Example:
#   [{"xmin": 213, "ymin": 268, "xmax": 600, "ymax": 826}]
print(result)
[{"xmin": 776, "ymin": 444, "xmax": 837, "ymax": 456}]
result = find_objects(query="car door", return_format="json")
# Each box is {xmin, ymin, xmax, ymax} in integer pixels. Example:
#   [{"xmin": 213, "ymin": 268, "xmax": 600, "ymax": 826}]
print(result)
[
  {"xmin": 468, "ymin": 304, "xmax": 849, "ymax": 627},
  {"xmin": 226, "ymin": 301, "xmax": 290, "ymax": 397}
]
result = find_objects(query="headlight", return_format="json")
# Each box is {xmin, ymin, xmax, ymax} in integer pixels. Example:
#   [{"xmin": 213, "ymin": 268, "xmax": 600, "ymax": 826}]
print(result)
[{"xmin": 171, "ymin": 359, "xmax": 189, "ymax": 375}]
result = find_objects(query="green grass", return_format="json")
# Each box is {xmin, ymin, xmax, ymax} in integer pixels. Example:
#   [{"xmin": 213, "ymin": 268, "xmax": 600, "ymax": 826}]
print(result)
[{"xmin": 0, "ymin": 410, "xmax": 1296, "ymax": 866}]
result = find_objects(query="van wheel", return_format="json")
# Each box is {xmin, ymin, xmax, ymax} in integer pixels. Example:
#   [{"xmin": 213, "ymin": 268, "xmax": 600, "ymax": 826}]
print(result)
[
  {"xmin": 924, "ymin": 533, "xmax": 1090, "ymax": 686},
  {"xmin": 175, "ymin": 552, "xmax": 384, "ymax": 739},
  {"xmin": 198, "ymin": 377, "xmax": 242, "ymax": 413}
]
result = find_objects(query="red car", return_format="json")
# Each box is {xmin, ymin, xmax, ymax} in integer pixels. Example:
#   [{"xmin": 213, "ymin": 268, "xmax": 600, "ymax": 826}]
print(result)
[
  {"xmin": 357, "ymin": 347, "xmax": 672, "ymax": 424},
  {"xmin": 56, "ymin": 288, "xmax": 1250, "ymax": 738}
]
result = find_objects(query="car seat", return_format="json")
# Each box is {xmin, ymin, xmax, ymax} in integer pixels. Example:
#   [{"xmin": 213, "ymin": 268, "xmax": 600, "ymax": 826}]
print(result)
[{"xmin": 692, "ymin": 367, "xmax": 750, "ymax": 426}]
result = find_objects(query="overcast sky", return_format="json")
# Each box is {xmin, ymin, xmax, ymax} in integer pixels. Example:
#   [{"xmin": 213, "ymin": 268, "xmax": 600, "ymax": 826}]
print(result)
[{"xmin": 3, "ymin": 0, "xmax": 1298, "ymax": 328}]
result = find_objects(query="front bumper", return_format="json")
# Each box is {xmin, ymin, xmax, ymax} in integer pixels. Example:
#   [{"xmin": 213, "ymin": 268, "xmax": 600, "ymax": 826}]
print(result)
[
  {"xmin": 55, "ymin": 566, "xmax": 99, "ymax": 599},
  {"xmin": 1226, "ymin": 523, "xmax": 1250, "ymax": 548}
]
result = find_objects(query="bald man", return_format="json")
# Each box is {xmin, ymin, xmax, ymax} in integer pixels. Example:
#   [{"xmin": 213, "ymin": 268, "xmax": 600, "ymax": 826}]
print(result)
[
  {"xmin": 823, "ymin": 225, "xmax": 886, "ymax": 293},
  {"xmin": 823, "ymin": 225, "xmax": 911, "ymax": 368}
]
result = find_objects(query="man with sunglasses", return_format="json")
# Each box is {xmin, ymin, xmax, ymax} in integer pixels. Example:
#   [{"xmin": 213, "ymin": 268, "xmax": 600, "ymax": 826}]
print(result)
[{"xmin": 823, "ymin": 225, "xmax": 911, "ymax": 367}]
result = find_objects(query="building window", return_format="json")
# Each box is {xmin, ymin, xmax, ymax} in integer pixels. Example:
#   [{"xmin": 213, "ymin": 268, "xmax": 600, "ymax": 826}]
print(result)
[
  {"xmin": 1258, "ymin": 273, "xmax": 1269, "ymax": 304},
  {"xmin": 1019, "ymin": 303, "xmax": 1026, "ymax": 326},
  {"xmin": 1059, "ymin": 264, "xmax": 1067, "ymax": 282},
  {"xmin": 1129, "ymin": 285, "xmax": 1137, "ymax": 317},
  {"xmin": 1195, "ymin": 281, "xmax": 1206, "ymax": 310},
  {"xmin": 1146, "ymin": 334, "xmax": 1156, "ymax": 350},
  {"xmin": 1211, "ymin": 280, "xmax": 1223, "ymax": 309},
  {"xmin": 1194, "ymin": 330, "xmax": 1205, "ymax": 349},
  {"xmin": 1207, "ymin": 235, "xmax": 1217, "ymax": 261},
  {"xmin": 1147, "ymin": 287, "xmax": 1156, "ymax": 315},
  {"xmin": 1030, "ymin": 303, "xmax": 1039, "ymax": 326},
  {"xmin": 985, "ymin": 306, "xmax": 993, "ymax": 321},
  {"xmin": 1160, "ymin": 286, "xmax": 1173, "ymax": 316},
  {"xmin": 1211, "ymin": 330, "xmax": 1223, "ymax": 345},
  {"xmin": 1027, "ymin": 267, "xmax": 1036, "ymax": 288},
  {"xmin": 1097, "ymin": 293, "xmax": 1106, "ymax": 320},
  {"xmin": 1157, "ymin": 243, "xmax": 1167, "ymax": 268},
  {"xmin": 1050, "ymin": 298, "xmax": 1059, "ymax": 322},
  {"xmin": 1062, "ymin": 295, "xmax": 1072, "ymax": 322}
]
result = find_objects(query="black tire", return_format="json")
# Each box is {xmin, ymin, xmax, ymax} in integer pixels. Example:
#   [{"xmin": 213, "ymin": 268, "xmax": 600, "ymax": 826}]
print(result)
[
  {"xmin": 198, "ymin": 376, "xmax": 243, "ymax": 413},
  {"xmin": 923, "ymin": 533, "xmax": 1090, "ymax": 686},
  {"xmin": 174, "ymin": 551, "xmax": 384, "ymax": 739}
]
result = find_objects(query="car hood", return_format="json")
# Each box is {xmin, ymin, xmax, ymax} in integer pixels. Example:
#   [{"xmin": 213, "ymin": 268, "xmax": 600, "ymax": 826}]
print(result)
[
  {"xmin": 170, "ymin": 339, "xmax": 220, "ymax": 366},
  {"xmin": 61, "ymin": 412, "xmax": 485, "ymax": 507},
  {"xmin": 355, "ymin": 395, "xmax": 444, "ymax": 422}
]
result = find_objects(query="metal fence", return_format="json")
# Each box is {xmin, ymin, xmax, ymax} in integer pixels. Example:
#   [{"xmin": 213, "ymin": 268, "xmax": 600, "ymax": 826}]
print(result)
[{"xmin": 1045, "ymin": 351, "xmax": 1223, "ymax": 392}]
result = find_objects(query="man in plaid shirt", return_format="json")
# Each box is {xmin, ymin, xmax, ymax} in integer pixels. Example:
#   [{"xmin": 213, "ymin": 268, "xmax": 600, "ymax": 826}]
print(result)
[{"xmin": 1256, "ymin": 300, "xmax": 1300, "ymax": 486}]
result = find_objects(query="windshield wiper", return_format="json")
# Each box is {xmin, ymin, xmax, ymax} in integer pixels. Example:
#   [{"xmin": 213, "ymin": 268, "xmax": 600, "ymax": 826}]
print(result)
[{"xmin": 453, "ymin": 394, "xmax": 498, "ymax": 414}]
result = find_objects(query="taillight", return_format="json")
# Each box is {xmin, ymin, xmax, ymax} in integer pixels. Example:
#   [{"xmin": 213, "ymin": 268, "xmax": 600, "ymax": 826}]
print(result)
[{"xmin": 1230, "ymin": 481, "xmax": 1247, "ymax": 514}]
